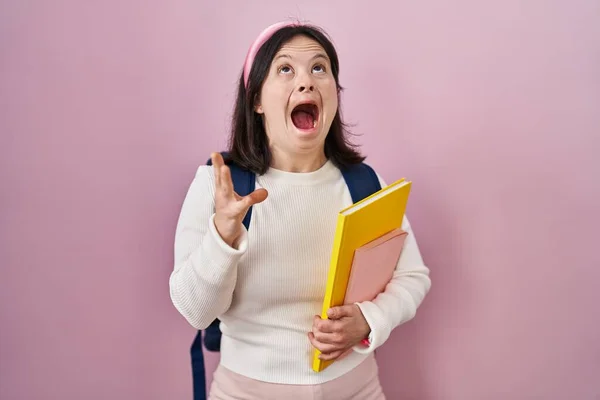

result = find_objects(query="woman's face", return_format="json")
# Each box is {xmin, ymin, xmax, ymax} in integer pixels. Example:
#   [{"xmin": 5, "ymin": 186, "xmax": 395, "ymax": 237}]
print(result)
[{"xmin": 255, "ymin": 35, "xmax": 338, "ymax": 161}]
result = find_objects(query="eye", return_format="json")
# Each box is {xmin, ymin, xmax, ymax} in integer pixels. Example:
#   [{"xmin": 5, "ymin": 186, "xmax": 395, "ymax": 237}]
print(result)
[
  {"xmin": 278, "ymin": 65, "xmax": 293, "ymax": 74},
  {"xmin": 312, "ymin": 64, "xmax": 326, "ymax": 74}
]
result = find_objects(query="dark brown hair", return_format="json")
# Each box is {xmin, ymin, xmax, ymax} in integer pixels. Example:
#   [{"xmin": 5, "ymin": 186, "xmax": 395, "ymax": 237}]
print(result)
[{"xmin": 226, "ymin": 24, "xmax": 365, "ymax": 175}]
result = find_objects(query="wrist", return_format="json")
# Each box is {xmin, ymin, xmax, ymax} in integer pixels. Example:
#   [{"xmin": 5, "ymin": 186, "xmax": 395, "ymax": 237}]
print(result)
[
  {"xmin": 207, "ymin": 214, "xmax": 249, "ymax": 256},
  {"xmin": 213, "ymin": 215, "xmax": 241, "ymax": 248},
  {"xmin": 355, "ymin": 304, "xmax": 371, "ymax": 340}
]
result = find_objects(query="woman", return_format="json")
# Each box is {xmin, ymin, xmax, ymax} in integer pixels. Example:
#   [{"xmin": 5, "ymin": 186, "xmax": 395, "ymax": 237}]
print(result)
[{"xmin": 169, "ymin": 21, "xmax": 431, "ymax": 399}]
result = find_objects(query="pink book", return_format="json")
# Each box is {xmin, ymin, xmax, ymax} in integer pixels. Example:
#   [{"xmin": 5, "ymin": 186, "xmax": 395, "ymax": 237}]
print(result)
[{"xmin": 344, "ymin": 228, "xmax": 407, "ymax": 305}]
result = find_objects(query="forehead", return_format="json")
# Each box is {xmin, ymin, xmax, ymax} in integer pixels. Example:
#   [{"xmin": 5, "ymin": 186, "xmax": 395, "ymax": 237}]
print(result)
[{"xmin": 274, "ymin": 35, "xmax": 329, "ymax": 61}]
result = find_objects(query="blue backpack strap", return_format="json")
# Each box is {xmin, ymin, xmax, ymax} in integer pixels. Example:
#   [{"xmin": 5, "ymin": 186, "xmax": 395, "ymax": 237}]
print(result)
[
  {"xmin": 190, "ymin": 152, "xmax": 256, "ymax": 400},
  {"xmin": 190, "ymin": 330, "xmax": 207, "ymax": 400},
  {"xmin": 340, "ymin": 162, "xmax": 382, "ymax": 203}
]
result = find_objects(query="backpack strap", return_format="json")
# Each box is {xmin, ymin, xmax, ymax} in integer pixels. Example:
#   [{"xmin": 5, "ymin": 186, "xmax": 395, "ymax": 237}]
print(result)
[
  {"xmin": 205, "ymin": 151, "xmax": 256, "ymax": 230},
  {"xmin": 190, "ymin": 330, "xmax": 207, "ymax": 400},
  {"xmin": 341, "ymin": 162, "xmax": 382, "ymax": 203}
]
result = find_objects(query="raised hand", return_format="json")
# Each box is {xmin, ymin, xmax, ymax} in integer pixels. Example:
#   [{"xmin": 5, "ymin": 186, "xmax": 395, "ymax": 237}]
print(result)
[
  {"xmin": 211, "ymin": 152, "xmax": 268, "ymax": 247},
  {"xmin": 308, "ymin": 305, "xmax": 371, "ymax": 361}
]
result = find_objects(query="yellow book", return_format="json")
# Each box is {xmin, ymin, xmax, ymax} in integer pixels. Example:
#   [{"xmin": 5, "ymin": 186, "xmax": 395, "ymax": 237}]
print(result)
[{"xmin": 312, "ymin": 178, "xmax": 412, "ymax": 372}]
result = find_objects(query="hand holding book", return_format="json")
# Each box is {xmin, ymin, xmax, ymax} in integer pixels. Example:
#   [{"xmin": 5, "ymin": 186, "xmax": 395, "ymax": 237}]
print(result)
[{"xmin": 307, "ymin": 305, "xmax": 370, "ymax": 361}]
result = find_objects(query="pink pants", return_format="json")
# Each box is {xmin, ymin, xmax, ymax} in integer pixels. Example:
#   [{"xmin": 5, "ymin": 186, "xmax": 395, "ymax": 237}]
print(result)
[{"xmin": 208, "ymin": 355, "xmax": 386, "ymax": 400}]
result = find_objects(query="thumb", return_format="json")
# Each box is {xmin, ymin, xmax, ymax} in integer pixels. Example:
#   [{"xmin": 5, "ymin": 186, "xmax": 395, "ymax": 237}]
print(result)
[
  {"xmin": 327, "ymin": 305, "xmax": 356, "ymax": 320},
  {"xmin": 244, "ymin": 188, "xmax": 268, "ymax": 207}
]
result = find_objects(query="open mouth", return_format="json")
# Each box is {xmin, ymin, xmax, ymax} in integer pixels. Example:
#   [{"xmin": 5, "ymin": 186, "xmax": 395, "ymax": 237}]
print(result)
[{"xmin": 291, "ymin": 103, "xmax": 319, "ymax": 131}]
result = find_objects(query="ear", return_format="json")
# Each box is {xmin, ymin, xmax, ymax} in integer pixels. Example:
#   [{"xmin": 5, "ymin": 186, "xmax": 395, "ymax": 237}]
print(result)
[{"xmin": 253, "ymin": 94, "xmax": 263, "ymax": 114}]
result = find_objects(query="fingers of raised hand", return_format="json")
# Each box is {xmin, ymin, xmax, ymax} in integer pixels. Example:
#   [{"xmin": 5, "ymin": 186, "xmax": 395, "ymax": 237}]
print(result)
[
  {"xmin": 239, "ymin": 188, "xmax": 268, "ymax": 211},
  {"xmin": 211, "ymin": 154, "xmax": 234, "ymax": 199},
  {"xmin": 211, "ymin": 153, "xmax": 267, "ymax": 208},
  {"xmin": 211, "ymin": 152, "xmax": 228, "ymax": 168},
  {"xmin": 211, "ymin": 152, "xmax": 223, "ymax": 185},
  {"xmin": 218, "ymin": 164, "xmax": 234, "ymax": 197},
  {"xmin": 248, "ymin": 188, "xmax": 268, "ymax": 205},
  {"xmin": 211, "ymin": 154, "xmax": 222, "ymax": 188}
]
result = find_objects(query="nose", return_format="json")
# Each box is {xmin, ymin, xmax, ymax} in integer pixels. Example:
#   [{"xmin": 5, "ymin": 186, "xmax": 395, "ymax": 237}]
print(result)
[
  {"xmin": 296, "ymin": 71, "xmax": 315, "ymax": 93},
  {"xmin": 298, "ymin": 84, "xmax": 314, "ymax": 93}
]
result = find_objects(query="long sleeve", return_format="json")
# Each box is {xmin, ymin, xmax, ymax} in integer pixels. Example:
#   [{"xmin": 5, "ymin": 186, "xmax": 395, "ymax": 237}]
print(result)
[
  {"xmin": 169, "ymin": 165, "xmax": 249, "ymax": 330},
  {"xmin": 353, "ymin": 175, "xmax": 432, "ymax": 353}
]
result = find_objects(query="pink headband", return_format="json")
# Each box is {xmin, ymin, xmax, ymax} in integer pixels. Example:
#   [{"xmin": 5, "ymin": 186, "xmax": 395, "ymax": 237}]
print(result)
[{"xmin": 243, "ymin": 21, "xmax": 300, "ymax": 88}]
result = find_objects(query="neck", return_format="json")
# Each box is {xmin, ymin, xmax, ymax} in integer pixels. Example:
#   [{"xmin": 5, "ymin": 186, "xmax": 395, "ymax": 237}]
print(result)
[{"xmin": 269, "ymin": 149, "xmax": 327, "ymax": 173}]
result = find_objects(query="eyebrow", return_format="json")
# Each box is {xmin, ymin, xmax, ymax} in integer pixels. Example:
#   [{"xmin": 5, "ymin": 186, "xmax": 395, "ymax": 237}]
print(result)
[
  {"xmin": 311, "ymin": 53, "xmax": 329, "ymax": 62},
  {"xmin": 273, "ymin": 53, "xmax": 330, "ymax": 62}
]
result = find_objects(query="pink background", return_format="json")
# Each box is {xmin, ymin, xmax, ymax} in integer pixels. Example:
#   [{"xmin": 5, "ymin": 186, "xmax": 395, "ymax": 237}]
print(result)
[{"xmin": 1, "ymin": 1, "xmax": 599, "ymax": 399}]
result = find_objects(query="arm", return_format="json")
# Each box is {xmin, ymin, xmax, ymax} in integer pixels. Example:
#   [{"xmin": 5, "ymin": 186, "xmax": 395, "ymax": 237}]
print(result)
[
  {"xmin": 353, "ymin": 174, "xmax": 432, "ymax": 353},
  {"xmin": 168, "ymin": 165, "xmax": 248, "ymax": 330}
]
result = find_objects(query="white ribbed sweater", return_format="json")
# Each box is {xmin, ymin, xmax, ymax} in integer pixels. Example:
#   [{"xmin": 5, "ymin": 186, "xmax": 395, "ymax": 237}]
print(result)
[{"xmin": 169, "ymin": 160, "xmax": 431, "ymax": 384}]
